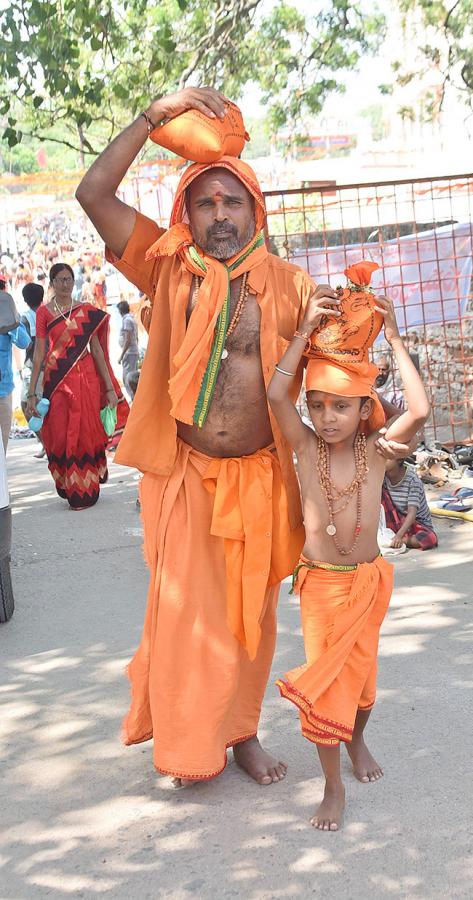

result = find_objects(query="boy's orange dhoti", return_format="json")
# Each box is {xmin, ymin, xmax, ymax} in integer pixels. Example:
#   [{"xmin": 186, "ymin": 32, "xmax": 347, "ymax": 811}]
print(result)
[
  {"xmin": 277, "ymin": 557, "xmax": 393, "ymax": 746},
  {"xmin": 124, "ymin": 438, "xmax": 303, "ymax": 779}
]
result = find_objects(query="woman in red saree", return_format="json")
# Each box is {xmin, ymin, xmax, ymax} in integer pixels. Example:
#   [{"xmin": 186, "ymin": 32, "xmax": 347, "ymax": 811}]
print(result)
[{"xmin": 26, "ymin": 263, "xmax": 128, "ymax": 509}]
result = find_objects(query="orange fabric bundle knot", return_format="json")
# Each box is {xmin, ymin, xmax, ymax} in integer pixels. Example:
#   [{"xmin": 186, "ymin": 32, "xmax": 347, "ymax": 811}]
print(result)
[
  {"xmin": 305, "ymin": 260, "xmax": 385, "ymax": 434},
  {"xmin": 149, "ymin": 101, "xmax": 250, "ymax": 162}
]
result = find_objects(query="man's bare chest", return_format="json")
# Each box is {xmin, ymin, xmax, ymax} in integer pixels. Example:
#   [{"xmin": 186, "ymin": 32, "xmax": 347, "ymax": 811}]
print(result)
[{"xmin": 186, "ymin": 276, "xmax": 261, "ymax": 357}]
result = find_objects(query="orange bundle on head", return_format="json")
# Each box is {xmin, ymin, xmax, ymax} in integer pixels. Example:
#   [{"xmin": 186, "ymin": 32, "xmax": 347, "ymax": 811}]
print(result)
[
  {"xmin": 149, "ymin": 101, "xmax": 250, "ymax": 163},
  {"xmin": 305, "ymin": 261, "xmax": 386, "ymax": 434}
]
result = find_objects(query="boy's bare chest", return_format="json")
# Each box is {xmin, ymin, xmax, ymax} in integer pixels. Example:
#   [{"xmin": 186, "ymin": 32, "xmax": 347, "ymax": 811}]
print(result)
[{"xmin": 298, "ymin": 441, "xmax": 385, "ymax": 531}]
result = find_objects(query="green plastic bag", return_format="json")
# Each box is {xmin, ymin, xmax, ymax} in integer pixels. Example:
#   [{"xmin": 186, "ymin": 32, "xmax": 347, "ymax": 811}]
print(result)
[{"xmin": 100, "ymin": 405, "xmax": 117, "ymax": 437}]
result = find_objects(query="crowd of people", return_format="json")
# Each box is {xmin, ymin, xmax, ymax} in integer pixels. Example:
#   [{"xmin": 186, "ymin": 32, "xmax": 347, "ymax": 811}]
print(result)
[
  {"xmin": 1, "ymin": 210, "xmax": 109, "ymax": 308},
  {"xmin": 0, "ymin": 257, "xmax": 139, "ymax": 508},
  {"xmin": 1, "ymin": 86, "xmax": 441, "ymax": 834}
]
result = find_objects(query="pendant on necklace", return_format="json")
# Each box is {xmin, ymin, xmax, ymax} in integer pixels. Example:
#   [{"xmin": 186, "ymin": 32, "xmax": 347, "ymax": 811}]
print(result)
[
  {"xmin": 221, "ymin": 348, "xmax": 229, "ymax": 360},
  {"xmin": 326, "ymin": 524, "xmax": 337, "ymax": 536}
]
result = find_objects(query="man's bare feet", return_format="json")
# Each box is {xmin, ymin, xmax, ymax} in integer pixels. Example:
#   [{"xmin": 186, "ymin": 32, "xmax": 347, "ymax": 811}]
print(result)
[
  {"xmin": 233, "ymin": 736, "xmax": 288, "ymax": 785},
  {"xmin": 311, "ymin": 781, "xmax": 345, "ymax": 831},
  {"xmin": 346, "ymin": 737, "xmax": 383, "ymax": 783}
]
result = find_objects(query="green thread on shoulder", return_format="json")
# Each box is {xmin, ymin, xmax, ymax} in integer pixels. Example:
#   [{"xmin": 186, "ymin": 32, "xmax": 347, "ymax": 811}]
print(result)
[
  {"xmin": 188, "ymin": 245, "xmax": 207, "ymax": 272},
  {"xmin": 193, "ymin": 270, "xmax": 230, "ymax": 428},
  {"xmin": 192, "ymin": 232, "xmax": 265, "ymax": 428}
]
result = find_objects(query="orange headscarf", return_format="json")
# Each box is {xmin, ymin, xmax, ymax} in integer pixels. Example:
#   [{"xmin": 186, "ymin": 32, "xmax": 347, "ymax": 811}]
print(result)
[
  {"xmin": 305, "ymin": 261, "xmax": 386, "ymax": 434},
  {"xmin": 144, "ymin": 157, "xmax": 267, "ymax": 427}
]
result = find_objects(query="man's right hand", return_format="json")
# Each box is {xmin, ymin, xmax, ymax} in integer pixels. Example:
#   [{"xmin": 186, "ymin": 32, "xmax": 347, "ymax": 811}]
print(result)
[
  {"xmin": 76, "ymin": 86, "xmax": 229, "ymax": 263},
  {"xmin": 147, "ymin": 87, "xmax": 228, "ymax": 127}
]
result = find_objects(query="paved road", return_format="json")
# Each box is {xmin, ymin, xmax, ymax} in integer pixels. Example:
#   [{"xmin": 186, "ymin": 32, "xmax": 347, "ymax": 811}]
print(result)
[{"xmin": 1, "ymin": 441, "xmax": 472, "ymax": 899}]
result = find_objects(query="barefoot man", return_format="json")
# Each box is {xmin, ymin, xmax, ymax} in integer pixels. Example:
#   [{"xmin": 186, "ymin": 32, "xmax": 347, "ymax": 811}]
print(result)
[{"xmin": 76, "ymin": 87, "xmax": 406, "ymax": 787}]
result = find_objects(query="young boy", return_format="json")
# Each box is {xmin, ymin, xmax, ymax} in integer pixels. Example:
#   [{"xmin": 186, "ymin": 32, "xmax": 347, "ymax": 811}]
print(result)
[
  {"xmin": 267, "ymin": 280, "xmax": 430, "ymax": 832},
  {"xmin": 383, "ymin": 459, "xmax": 438, "ymax": 550}
]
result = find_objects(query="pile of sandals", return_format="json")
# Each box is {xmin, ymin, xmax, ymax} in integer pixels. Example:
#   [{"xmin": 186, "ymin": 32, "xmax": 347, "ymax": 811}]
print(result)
[
  {"xmin": 428, "ymin": 486, "xmax": 473, "ymax": 522},
  {"xmin": 411, "ymin": 442, "xmax": 473, "ymax": 486},
  {"xmin": 412, "ymin": 442, "xmax": 473, "ymax": 523}
]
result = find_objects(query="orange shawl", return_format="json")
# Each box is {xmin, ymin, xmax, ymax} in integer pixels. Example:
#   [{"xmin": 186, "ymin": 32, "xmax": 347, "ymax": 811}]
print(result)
[{"xmin": 142, "ymin": 157, "xmax": 267, "ymax": 427}]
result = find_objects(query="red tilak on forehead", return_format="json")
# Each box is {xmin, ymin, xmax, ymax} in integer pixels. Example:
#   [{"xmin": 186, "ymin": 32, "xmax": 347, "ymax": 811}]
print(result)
[{"xmin": 211, "ymin": 191, "xmax": 224, "ymax": 201}]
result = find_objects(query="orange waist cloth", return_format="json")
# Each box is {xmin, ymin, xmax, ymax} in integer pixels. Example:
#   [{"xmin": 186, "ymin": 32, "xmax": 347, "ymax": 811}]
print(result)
[
  {"xmin": 124, "ymin": 438, "xmax": 304, "ymax": 779},
  {"xmin": 277, "ymin": 556, "xmax": 393, "ymax": 745},
  {"xmin": 185, "ymin": 439, "xmax": 303, "ymax": 659}
]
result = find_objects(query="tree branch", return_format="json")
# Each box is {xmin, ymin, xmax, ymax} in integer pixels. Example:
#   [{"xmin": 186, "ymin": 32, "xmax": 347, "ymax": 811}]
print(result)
[
  {"xmin": 178, "ymin": 0, "xmax": 260, "ymax": 88},
  {"xmin": 21, "ymin": 130, "xmax": 98, "ymax": 155}
]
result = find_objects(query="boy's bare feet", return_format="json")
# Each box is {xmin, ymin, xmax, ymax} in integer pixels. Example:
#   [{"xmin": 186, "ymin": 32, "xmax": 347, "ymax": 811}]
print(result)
[
  {"xmin": 171, "ymin": 777, "xmax": 201, "ymax": 788},
  {"xmin": 347, "ymin": 737, "xmax": 383, "ymax": 783},
  {"xmin": 311, "ymin": 781, "xmax": 345, "ymax": 831},
  {"xmin": 233, "ymin": 736, "xmax": 288, "ymax": 785}
]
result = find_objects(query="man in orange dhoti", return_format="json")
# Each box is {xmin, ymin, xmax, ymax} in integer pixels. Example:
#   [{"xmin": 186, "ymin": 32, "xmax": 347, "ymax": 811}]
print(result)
[
  {"xmin": 75, "ymin": 87, "xmax": 331, "ymax": 784},
  {"xmin": 268, "ymin": 262, "xmax": 430, "ymax": 829}
]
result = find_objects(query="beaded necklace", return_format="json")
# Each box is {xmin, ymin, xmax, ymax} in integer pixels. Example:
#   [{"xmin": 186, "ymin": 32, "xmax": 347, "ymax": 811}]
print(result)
[
  {"xmin": 316, "ymin": 432, "xmax": 369, "ymax": 556},
  {"xmin": 192, "ymin": 272, "xmax": 250, "ymax": 360}
]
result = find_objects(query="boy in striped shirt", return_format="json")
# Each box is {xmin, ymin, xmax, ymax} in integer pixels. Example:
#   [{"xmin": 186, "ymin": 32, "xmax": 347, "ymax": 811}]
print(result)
[{"xmin": 382, "ymin": 459, "xmax": 438, "ymax": 550}]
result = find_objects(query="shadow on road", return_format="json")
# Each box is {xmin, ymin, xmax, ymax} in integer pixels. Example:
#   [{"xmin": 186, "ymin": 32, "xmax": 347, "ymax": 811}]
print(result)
[{"xmin": 1, "ymin": 443, "xmax": 471, "ymax": 898}]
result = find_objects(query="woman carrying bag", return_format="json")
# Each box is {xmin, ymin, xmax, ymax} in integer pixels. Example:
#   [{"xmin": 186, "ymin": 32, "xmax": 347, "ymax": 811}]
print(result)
[{"xmin": 26, "ymin": 263, "xmax": 129, "ymax": 509}]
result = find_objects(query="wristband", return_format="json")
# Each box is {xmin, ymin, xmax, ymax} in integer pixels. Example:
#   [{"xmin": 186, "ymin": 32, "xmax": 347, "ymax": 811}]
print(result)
[
  {"xmin": 294, "ymin": 329, "xmax": 311, "ymax": 341},
  {"xmin": 140, "ymin": 111, "xmax": 158, "ymax": 134}
]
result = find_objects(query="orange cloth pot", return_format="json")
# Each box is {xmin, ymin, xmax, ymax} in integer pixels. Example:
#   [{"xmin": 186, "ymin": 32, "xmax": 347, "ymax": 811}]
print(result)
[
  {"xmin": 149, "ymin": 101, "xmax": 249, "ymax": 163},
  {"xmin": 305, "ymin": 259, "xmax": 386, "ymax": 434}
]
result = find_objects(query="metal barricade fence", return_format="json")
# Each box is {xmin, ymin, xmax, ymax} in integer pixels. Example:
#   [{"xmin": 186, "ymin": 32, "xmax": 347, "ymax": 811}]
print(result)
[{"xmin": 263, "ymin": 174, "xmax": 473, "ymax": 447}]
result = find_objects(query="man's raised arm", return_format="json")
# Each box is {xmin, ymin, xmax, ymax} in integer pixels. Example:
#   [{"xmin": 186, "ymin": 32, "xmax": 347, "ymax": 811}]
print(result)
[{"xmin": 75, "ymin": 87, "xmax": 228, "ymax": 259}]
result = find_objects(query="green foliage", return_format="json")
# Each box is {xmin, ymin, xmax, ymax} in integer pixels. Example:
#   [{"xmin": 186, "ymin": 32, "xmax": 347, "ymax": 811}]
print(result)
[
  {"xmin": 0, "ymin": 0, "xmax": 384, "ymax": 161},
  {"xmin": 390, "ymin": 1, "xmax": 473, "ymax": 110},
  {"xmin": 242, "ymin": 117, "xmax": 272, "ymax": 159},
  {"xmin": 0, "ymin": 143, "xmax": 40, "ymax": 175},
  {"xmin": 359, "ymin": 104, "xmax": 387, "ymax": 141}
]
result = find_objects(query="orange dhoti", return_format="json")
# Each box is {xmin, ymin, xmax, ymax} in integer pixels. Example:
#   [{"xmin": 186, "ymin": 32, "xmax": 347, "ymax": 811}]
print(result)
[
  {"xmin": 277, "ymin": 556, "xmax": 393, "ymax": 746},
  {"xmin": 123, "ymin": 438, "xmax": 303, "ymax": 779}
]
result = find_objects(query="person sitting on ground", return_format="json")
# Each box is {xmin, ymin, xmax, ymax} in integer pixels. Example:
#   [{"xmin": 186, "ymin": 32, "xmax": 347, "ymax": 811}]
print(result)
[
  {"xmin": 267, "ymin": 267, "xmax": 430, "ymax": 832},
  {"xmin": 382, "ymin": 458, "xmax": 438, "ymax": 550},
  {"xmin": 375, "ymin": 354, "xmax": 404, "ymax": 408},
  {"xmin": 21, "ymin": 282, "xmax": 46, "ymax": 457}
]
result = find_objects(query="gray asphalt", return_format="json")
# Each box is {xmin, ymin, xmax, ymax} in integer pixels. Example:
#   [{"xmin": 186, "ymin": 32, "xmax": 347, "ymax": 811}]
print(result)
[{"xmin": 1, "ymin": 440, "xmax": 472, "ymax": 899}]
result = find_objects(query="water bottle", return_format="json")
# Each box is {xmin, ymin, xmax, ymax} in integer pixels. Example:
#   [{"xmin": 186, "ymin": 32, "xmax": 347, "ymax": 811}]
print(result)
[{"xmin": 29, "ymin": 398, "xmax": 50, "ymax": 433}]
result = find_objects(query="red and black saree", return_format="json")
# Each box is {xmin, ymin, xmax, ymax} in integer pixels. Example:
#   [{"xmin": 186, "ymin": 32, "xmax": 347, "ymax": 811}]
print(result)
[{"xmin": 36, "ymin": 302, "xmax": 128, "ymax": 509}]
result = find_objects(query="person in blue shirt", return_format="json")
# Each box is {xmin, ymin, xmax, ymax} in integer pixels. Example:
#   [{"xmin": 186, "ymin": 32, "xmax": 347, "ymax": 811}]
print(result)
[
  {"xmin": 20, "ymin": 282, "xmax": 46, "ymax": 457},
  {"xmin": 0, "ymin": 304, "xmax": 31, "ymax": 452}
]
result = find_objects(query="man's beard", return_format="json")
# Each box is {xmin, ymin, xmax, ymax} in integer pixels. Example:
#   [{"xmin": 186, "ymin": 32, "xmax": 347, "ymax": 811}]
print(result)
[
  {"xmin": 375, "ymin": 372, "xmax": 389, "ymax": 388},
  {"xmin": 200, "ymin": 216, "xmax": 256, "ymax": 260}
]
